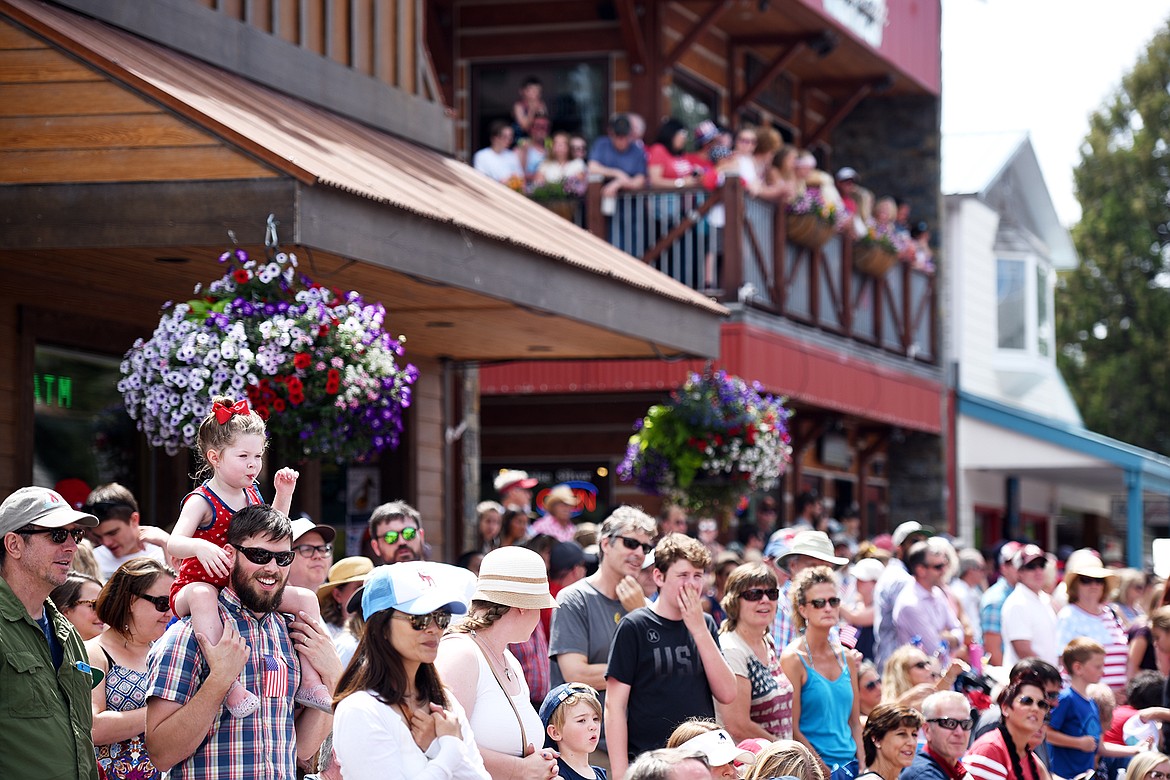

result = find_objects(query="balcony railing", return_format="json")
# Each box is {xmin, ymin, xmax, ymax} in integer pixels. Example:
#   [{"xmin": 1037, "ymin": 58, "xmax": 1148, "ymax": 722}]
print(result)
[{"xmin": 570, "ymin": 176, "xmax": 937, "ymax": 364}]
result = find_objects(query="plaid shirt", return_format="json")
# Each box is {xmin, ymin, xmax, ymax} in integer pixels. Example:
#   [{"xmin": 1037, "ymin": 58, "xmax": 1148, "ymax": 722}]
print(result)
[
  {"xmin": 979, "ymin": 577, "xmax": 1012, "ymax": 636},
  {"xmin": 147, "ymin": 588, "xmax": 300, "ymax": 780},
  {"xmin": 510, "ymin": 619, "xmax": 550, "ymax": 706}
]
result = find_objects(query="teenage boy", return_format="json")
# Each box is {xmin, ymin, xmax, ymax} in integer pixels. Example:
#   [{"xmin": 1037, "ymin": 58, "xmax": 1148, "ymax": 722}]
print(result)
[
  {"xmin": 540, "ymin": 682, "xmax": 607, "ymax": 780},
  {"xmin": 1047, "ymin": 638, "xmax": 1107, "ymax": 780},
  {"xmin": 604, "ymin": 533, "xmax": 737, "ymax": 780}
]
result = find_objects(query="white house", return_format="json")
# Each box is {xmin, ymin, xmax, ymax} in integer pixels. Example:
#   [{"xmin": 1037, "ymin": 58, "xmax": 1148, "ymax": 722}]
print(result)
[{"xmin": 942, "ymin": 132, "xmax": 1170, "ymax": 564}]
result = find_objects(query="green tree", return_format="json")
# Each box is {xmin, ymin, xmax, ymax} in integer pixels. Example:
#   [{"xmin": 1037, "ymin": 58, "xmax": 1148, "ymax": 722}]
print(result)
[{"xmin": 1057, "ymin": 20, "xmax": 1170, "ymax": 454}]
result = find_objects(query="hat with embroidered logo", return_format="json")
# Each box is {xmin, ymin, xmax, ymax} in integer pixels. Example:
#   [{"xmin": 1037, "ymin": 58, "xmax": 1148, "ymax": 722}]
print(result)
[
  {"xmin": 680, "ymin": 729, "xmax": 756, "ymax": 767},
  {"xmin": 351, "ymin": 561, "xmax": 476, "ymax": 620},
  {"xmin": 0, "ymin": 487, "xmax": 98, "ymax": 537}
]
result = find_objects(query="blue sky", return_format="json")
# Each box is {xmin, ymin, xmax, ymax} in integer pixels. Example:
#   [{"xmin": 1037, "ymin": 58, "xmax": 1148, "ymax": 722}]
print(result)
[{"xmin": 941, "ymin": 0, "xmax": 1170, "ymax": 226}]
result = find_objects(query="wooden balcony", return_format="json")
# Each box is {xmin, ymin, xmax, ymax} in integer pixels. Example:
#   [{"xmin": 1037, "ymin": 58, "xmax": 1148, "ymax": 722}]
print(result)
[{"xmin": 557, "ymin": 177, "xmax": 937, "ymax": 364}]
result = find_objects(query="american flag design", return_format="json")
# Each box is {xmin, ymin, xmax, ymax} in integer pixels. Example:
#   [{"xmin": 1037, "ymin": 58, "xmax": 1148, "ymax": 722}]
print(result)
[
  {"xmin": 262, "ymin": 654, "xmax": 288, "ymax": 698},
  {"xmin": 838, "ymin": 624, "xmax": 859, "ymax": 649}
]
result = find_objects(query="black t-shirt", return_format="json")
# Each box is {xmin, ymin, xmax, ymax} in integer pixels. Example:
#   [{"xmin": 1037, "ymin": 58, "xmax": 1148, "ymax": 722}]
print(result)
[
  {"xmin": 557, "ymin": 758, "xmax": 606, "ymax": 780},
  {"xmin": 605, "ymin": 607, "xmax": 721, "ymax": 757}
]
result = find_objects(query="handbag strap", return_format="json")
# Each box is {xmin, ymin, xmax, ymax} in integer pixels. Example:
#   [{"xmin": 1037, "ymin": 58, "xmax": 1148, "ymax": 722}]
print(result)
[{"xmin": 468, "ymin": 632, "xmax": 528, "ymax": 754}]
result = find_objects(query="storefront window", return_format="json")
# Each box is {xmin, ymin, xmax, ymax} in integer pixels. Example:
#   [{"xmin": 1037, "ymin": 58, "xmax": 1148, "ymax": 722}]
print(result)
[{"xmin": 33, "ymin": 345, "xmax": 139, "ymax": 497}]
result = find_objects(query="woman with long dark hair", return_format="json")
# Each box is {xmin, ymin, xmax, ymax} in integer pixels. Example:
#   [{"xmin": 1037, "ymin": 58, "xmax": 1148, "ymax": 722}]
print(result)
[
  {"xmin": 963, "ymin": 675, "xmax": 1050, "ymax": 780},
  {"xmin": 332, "ymin": 561, "xmax": 487, "ymax": 780}
]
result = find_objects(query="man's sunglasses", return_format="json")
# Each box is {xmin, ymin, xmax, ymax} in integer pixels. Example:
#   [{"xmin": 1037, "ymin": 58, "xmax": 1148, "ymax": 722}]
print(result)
[
  {"xmin": 17, "ymin": 527, "xmax": 85, "ymax": 544},
  {"xmin": 381, "ymin": 527, "xmax": 418, "ymax": 545},
  {"xmin": 612, "ymin": 535, "xmax": 652, "ymax": 555},
  {"xmin": 393, "ymin": 610, "xmax": 452, "ymax": 631},
  {"xmin": 294, "ymin": 543, "xmax": 333, "ymax": 558},
  {"xmin": 927, "ymin": 717, "xmax": 974, "ymax": 731},
  {"xmin": 1015, "ymin": 695, "xmax": 1052, "ymax": 712},
  {"xmin": 231, "ymin": 543, "xmax": 295, "ymax": 567},
  {"xmin": 135, "ymin": 593, "xmax": 172, "ymax": 613},
  {"xmin": 740, "ymin": 588, "xmax": 781, "ymax": 602},
  {"xmin": 802, "ymin": 597, "xmax": 841, "ymax": 609}
]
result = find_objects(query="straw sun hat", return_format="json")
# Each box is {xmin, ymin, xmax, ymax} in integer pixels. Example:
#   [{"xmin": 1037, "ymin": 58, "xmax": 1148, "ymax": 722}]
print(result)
[{"xmin": 473, "ymin": 546, "xmax": 557, "ymax": 610}]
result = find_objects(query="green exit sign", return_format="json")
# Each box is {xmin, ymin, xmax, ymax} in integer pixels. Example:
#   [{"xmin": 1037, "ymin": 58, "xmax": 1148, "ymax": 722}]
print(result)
[{"xmin": 34, "ymin": 374, "xmax": 73, "ymax": 408}]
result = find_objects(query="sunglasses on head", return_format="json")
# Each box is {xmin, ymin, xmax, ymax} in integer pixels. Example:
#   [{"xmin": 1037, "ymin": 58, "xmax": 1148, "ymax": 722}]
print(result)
[
  {"xmin": 136, "ymin": 593, "xmax": 172, "ymax": 613},
  {"xmin": 802, "ymin": 596, "xmax": 841, "ymax": 609},
  {"xmin": 612, "ymin": 535, "xmax": 653, "ymax": 555},
  {"xmin": 740, "ymin": 587, "xmax": 780, "ymax": 602},
  {"xmin": 1015, "ymin": 695, "xmax": 1052, "ymax": 712},
  {"xmin": 17, "ymin": 527, "xmax": 85, "ymax": 544},
  {"xmin": 231, "ymin": 543, "xmax": 295, "ymax": 567},
  {"xmin": 381, "ymin": 527, "xmax": 418, "ymax": 545},
  {"xmin": 393, "ymin": 610, "xmax": 452, "ymax": 631},
  {"xmin": 927, "ymin": 717, "xmax": 974, "ymax": 731}
]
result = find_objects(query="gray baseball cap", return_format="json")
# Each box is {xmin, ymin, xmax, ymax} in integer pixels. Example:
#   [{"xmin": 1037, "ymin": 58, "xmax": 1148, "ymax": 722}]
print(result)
[{"xmin": 0, "ymin": 487, "xmax": 98, "ymax": 537}]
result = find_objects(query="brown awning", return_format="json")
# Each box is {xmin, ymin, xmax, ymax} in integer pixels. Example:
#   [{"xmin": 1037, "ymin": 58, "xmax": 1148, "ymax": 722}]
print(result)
[{"xmin": 1, "ymin": 0, "xmax": 727, "ymax": 360}]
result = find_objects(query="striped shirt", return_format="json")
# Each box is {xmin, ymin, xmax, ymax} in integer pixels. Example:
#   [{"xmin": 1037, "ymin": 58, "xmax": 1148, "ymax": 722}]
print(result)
[
  {"xmin": 963, "ymin": 729, "xmax": 1042, "ymax": 780},
  {"xmin": 1056, "ymin": 604, "xmax": 1128, "ymax": 689},
  {"xmin": 147, "ymin": 588, "xmax": 300, "ymax": 780}
]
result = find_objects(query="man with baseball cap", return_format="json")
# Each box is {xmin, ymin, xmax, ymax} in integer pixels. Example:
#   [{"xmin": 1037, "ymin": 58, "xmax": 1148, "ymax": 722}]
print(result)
[
  {"xmin": 495, "ymin": 469, "xmax": 538, "ymax": 515},
  {"xmin": 979, "ymin": 540, "xmax": 1021, "ymax": 667},
  {"xmin": 1000, "ymin": 543, "xmax": 1058, "ymax": 666},
  {"xmin": 0, "ymin": 486, "xmax": 100, "ymax": 779},
  {"xmin": 287, "ymin": 515, "xmax": 336, "ymax": 590},
  {"xmin": 873, "ymin": 520, "xmax": 933, "ymax": 670}
]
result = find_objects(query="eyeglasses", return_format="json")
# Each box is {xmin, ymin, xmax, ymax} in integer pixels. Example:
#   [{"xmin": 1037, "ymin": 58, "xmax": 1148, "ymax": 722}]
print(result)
[
  {"xmin": 294, "ymin": 543, "xmax": 333, "ymax": 558},
  {"xmin": 381, "ymin": 527, "xmax": 418, "ymax": 545},
  {"xmin": 927, "ymin": 717, "xmax": 974, "ymax": 731},
  {"xmin": 802, "ymin": 597, "xmax": 841, "ymax": 609},
  {"xmin": 231, "ymin": 544, "xmax": 295, "ymax": 567},
  {"xmin": 741, "ymin": 588, "xmax": 781, "ymax": 602},
  {"xmin": 927, "ymin": 563, "xmax": 948, "ymax": 571},
  {"xmin": 1045, "ymin": 690, "xmax": 1061, "ymax": 703},
  {"xmin": 393, "ymin": 610, "xmax": 452, "ymax": 631},
  {"xmin": 1020, "ymin": 561, "xmax": 1047, "ymax": 571},
  {"xmin": 863, "ymin": 678, "xmax": 882, "ymax": 691},
  {"xmin": 1015, "ymin": 695, "xmax": 1053, "ymax": 712},
  {"xmin": 135, "ymin": 593, "xmax": 172, "ymax": 613},
  {"xmin": 1078, "ymin": 576, "xmax": 1105, "ymax": 584},
  {"xmin": 16, "ymin": 527, "xmax": 85, "ymax": 544},
  {"xmin": 613, "ymin": 535, "xmax": 653, "ymax": 555}
]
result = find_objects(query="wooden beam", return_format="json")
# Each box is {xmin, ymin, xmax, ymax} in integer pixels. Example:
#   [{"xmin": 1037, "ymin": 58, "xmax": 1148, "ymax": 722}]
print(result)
[
  {"xmin": 662, "ymin": 0, "xmax": 732, "ymax": 69},
  {"xmin": 731, "ymin": 41, "xmax": 804, "ymax": 115},
  {"xmin": 613, "ymin": 0, "xmax": 647, "ymax": 72},
  {"xmin": 806, "ymin": 82, "xmax": 872, "ymax": 145}
]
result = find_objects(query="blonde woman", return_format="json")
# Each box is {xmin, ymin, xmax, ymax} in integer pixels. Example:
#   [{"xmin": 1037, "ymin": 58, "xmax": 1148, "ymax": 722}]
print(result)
[
  {"xmin": 881, "ymin": 644, "xmax": 962, "ymax": 711},
  {"xmin": 744, "ymin": 739, "xmax": 824, "ymax": 780}
]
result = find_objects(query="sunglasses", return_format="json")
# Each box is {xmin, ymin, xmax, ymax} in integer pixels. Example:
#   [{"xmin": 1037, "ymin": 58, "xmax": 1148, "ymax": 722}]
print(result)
[
  {"xmin": 293, "ymin": 543, "xmax": 333, "ymax": 558},
  {"xmin": 231, "ymin": 543, "xmax": 295, "ymax": 567},
  {"xmin": 135, "ymin": 593, "xmax": 172, "ymax": 613},
  {"xmin": 1020, "ymin": 561, "xmax": 1047, "ymax": 571},
  {"xmin": 741, "ymin": 588, "xmax": 781, "ymax": 602},
  {"xmin": 381, "ymin": 527, "xmax": 418, "ymax": 545},
  {"xmin": 613, "ymin": 535, "xmax": 653, "ymax": 555},
  {"xmin": 393, "ymin": 610, "xmax": 452, "ymax": 631},
  {"xmin": 927, "ymin": 563, "xmax": 948, "ymax": 571},
  {"xmin": 927, "ymin": 717, "xmax": 974, "ymax": 731},
  {"xmin": 802, "ymin": 597, "xmax": 841, "ymax": 609},
  {"xmin": 1015, "ymin": 695, "xmax": 1053, "ymax": 712},
  {"xmin": 17, "ymin": 527, "xmax": 85, "ymax": 544},
  {"xmin": 863, "ymin": 678, "xmax": 882, "ymax": 691}
]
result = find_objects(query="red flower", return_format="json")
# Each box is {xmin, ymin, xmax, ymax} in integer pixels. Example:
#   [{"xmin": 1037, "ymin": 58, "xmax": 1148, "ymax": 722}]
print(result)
[
  {"xmin": 289, "ymin": 391, "xmax": 305, "ymax": 406},
  {"xmin": 233, "ymin": 269, "xmax": 251, "ymax": 284},
  {"xmin": 318, "ymin": 325, "xmax": 330, "ymax": 337},
  {"xmin": 273, "ymin": 399, "xmax": 286, "ymax": 413},
  {"xmin": 255, "ymin": 405, "xmax": 270, "ymax": 420},
  {"xmin": 293, "ymin": 353, "xmax": 311, "ymax": 370},
  {"xmin": 287, "ymin": 377, "xmax": 303, "ymax": 393}
]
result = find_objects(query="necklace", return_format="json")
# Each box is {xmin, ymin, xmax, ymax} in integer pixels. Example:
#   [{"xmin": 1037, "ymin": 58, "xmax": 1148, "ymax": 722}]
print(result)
[{"xmin": 471, "ymin": 630, "xmax": 514, "ymax": 681}]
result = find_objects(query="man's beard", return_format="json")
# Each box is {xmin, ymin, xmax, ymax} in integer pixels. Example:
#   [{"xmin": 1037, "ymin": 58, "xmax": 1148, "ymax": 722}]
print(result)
[
  {"xmin": 231, "ymin": 564, "xmax": 286, "ymax": 613},
  {"xmin": 393, "ymin": 545, "xmax": 418, "ymax": 562}
]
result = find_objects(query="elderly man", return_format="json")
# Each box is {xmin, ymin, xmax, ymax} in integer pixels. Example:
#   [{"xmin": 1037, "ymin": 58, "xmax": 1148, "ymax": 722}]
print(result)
[
  {"xmin": 367, "ymin": 500, "xmax": 424, "ymax": 565},
  {"xmin": 771, "ymin": 530, "xmax": 848, "ymax": 648},
  {"xmin": 904, "ymin": 691, "xmax": 974, "ymax": 780},
  {"xmin": 627, "ymin": 748, "xmax": 712, "ymax": 780},
  {"xmin": 286, "ymin": 516, "xmax": 336, "ymax": 590},
  {"xmin": 145, "ymin": 504, "xmax": 337, "ymax": 777},
  {"xmin": 873, "ymin": 520, "xmax": 933, "ymax": 669},
  {"xmin": 0, "ymin": 487, "xmax": 100, "ymax": 780},
  {"xmin": 893, "ymin": 538, "xmax": 963, "ymax": 653}
]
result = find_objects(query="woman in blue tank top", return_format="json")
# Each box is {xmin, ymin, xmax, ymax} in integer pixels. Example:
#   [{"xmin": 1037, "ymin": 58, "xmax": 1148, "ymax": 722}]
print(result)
[{"xmin": 779, "ymin": 566, "xmax": 864, "ymax": 780}]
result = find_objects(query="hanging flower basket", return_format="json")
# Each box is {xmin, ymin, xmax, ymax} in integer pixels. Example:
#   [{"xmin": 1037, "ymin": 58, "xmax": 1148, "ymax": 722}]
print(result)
[
  {"xmin": 118, "ymin": 244, "xmax": 418, "ymax": 461},
  {"xmin": 853, "ymin": 242, "xmax": 899, "ymax": 276},
  {"xmin": 617, "ymin": 369, "xmax": 793, "ymax": 512},
  {"xmin": 787, "ymin": 213, "xmax": 836, "ymax": 250}
]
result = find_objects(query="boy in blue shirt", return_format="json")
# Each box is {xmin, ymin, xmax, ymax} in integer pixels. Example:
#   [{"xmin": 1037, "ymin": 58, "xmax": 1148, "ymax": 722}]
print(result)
[{"xmin": 1048, "ymin": 637, "xmax": 1106, "ymax": 778}]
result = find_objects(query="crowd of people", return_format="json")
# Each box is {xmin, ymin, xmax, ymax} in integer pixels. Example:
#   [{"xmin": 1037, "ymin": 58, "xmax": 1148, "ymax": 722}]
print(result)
[
  {"xmin": 472, "ymin": 76, "xmax": 934, "ymax": 273},
  {"xmin": 5, "ymin": 398, "xmax": 1170, "ymax": 780}
]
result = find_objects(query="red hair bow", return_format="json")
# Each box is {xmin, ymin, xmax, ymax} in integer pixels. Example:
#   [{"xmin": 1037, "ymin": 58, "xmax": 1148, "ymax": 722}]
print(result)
[{"xmin": 212, "ymin": 399, "xmax": 250, "ymax": 424}]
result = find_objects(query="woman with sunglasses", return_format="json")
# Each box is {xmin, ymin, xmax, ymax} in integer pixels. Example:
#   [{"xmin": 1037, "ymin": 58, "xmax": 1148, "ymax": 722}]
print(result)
[
  {"xmin": 780, "ymin": 566, "xmax": 864, "ymax": 780},
  {"xmin": 881, "ymin": 645, "xmax": 963, "ymax": 712},
  {"xmin": 51, "ymin": 570, "xmax": 106, "ymax": 640},
  {"xmin": 332, "ymin": 561, "xmax": 488, "ymax": 780},
  {"xmin": 717, "ymin": 561, "xmax": 794, "ymax": 741},
  {"xmin": 963, "ymin": 675, "xmax": 1051, "ymax": 780},
  {"xmin": 857, "ymin": 703, "xmax": 924, "ymax": 780},
  {"xmin": 857, "ymin": 662, "xmax": 882, "ymax": 723},
  {"xmin": 86, "ymin": 557, "xmax": 176, "ymax": 780},
  {"xmin": 1057, "ymin": 557, "xmax": 1128, "ymax": 695},
  {"xmin": 1122, "ymin": 750, "xmax": 1170, "ymax": 780}
]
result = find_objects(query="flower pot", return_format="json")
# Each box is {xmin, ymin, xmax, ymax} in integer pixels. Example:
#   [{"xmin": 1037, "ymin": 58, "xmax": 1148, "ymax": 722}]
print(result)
[
  {"xmin": 853, "ymin": 242, "xmax": 898, "ymax": 276},
  {"xmin": 786, "ymin": 213, "xmax": 835, "ymax": 250},
  {"xmin": 541, "ymin": 199, "xmax": 578, "ymax": 221}
]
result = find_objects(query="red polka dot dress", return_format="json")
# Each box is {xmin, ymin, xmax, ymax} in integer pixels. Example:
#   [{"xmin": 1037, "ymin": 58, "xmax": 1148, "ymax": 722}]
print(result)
[{"xmin": 170, "ymin": 482, "xmax": 264, "ymax": 604}]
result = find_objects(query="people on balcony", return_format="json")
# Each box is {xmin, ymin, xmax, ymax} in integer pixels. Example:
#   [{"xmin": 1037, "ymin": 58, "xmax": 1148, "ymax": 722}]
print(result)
[
  {"xmin": 836, "ymin": 168, "xmax": 873, "ymax": 238},
  {"xmin": 518, "ymin": 112, "xmax": 551, "ymax": 184},
  {"xmin": 589, "ymin": 114, "xmax": 647, "ymax": 250},
  {"xmin": 535, "ymin": 132, "xmax": 587, "ymax": 189},
  {"xmin": 646, "ymin": 118, "xmax": 706, "ymax": 190},
  {"xmin": 473, "ymin": 121, "xmax": 524, "ymax": 186},
  {"xmin": 794, "ymin": 152, "xmax": 845, "ymax": 212},
  {"xmin": 570, "ymin": 135, "xmax": 589, "ymax": 164},
  {"xmin": 764, "ymin": 145, "xmax": 799, "ymax": 204},
  {"xmin": 512, "ymin": 75, "xmax": 547, "ymax": 139}
]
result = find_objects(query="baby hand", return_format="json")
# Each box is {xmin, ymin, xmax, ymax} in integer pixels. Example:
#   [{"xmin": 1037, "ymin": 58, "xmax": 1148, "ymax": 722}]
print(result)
[
  {"xmin": 273, "ymin": 468, "xmax": 299, "ymax": 494},
  {"xmin": 196, "ymin": 539, "xmax": 232, "ymax": 579}
]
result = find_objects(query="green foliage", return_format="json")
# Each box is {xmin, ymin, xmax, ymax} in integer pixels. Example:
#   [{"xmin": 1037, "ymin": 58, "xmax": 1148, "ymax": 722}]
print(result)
[{"xmin": 1058, "ymin": 19, "xmax": 1170, "ymax": 453}]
